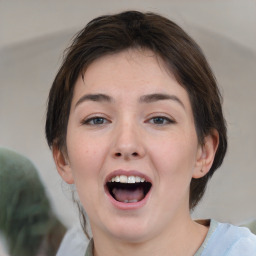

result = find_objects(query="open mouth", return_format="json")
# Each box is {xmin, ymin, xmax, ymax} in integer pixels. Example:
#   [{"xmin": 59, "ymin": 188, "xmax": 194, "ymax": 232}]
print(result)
[{"xmin": 106, "ymin": 175, "xmax": 152, "ymax": 203}]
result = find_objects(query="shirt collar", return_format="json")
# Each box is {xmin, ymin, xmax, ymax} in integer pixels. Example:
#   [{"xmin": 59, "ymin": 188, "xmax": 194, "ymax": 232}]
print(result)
[{"xmin": 85, "ymin": 239, "xmax": 94, "ymax": 256}]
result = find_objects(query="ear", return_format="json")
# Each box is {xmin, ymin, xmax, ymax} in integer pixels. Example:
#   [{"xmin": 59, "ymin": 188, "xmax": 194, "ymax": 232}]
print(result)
[
  {"xmin": 193, "ymin": 129, "xmax": 219, "ymax": 179},
  {"xmin": 52, "ymin": 145, "xmax": 74, "ymax": 184}
]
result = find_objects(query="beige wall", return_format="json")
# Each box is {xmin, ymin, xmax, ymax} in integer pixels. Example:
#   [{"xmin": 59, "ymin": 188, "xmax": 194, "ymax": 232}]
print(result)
[{"xmin": 1, "ymin": 0, "xmax": 255, "ymax": 227}]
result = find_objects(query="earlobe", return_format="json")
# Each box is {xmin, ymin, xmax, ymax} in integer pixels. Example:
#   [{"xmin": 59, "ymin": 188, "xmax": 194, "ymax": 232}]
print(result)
[
  {"xmin": 193, "ymin": 129, "xmax": 219, "ymax": 179},
  {"xmin": 52, "ymin": 145, "xmax": 74, "ymax": 184}
]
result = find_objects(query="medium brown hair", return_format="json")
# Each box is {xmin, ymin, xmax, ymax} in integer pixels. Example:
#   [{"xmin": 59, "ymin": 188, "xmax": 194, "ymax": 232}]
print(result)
[{"xmin": 46, "ymin": 10, "xmax": 227, "ymax": 221}]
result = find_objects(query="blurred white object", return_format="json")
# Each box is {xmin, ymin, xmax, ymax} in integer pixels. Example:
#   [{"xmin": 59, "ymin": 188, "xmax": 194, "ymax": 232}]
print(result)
[
  {"xmin": 0, "ymin": 233, "xmax": 8, "ymax": 256},
  {"xmin": 56, "ymin": 224, "xmax": 88, "ymax": 256}
]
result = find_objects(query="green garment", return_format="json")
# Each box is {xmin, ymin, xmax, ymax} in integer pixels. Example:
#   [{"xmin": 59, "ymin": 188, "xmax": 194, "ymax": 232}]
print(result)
[{"xmin": 0, "ymin": 148, "xmax": 66, "ymax": 256}]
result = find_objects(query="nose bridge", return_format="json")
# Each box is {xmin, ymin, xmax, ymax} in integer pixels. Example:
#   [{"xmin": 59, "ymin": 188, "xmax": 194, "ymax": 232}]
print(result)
[{"xmin": 112, "ymin": 115, "xmax": 145, "ymax": 159}]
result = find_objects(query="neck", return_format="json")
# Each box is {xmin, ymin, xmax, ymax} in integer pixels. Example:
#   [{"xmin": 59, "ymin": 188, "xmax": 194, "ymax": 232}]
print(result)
[{"xmin": 91, "ymin": 215, "xmax": 208, "ymax": 256}]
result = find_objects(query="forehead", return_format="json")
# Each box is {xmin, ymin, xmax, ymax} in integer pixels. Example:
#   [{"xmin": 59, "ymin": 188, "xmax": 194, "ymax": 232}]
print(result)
[
  {"xmin": 84, "ymin": 49, "xmax": 173, "ymax": 85},
  {"xmin": 72, "ymin": 49, "xmax": 191, "ymax": 109}
]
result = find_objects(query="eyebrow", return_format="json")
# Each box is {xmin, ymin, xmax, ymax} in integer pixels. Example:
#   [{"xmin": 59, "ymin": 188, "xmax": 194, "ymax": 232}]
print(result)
[
  {"xmin": 139, "ymin": 93, "xmax": 185, "ymax": 109},
  {"xmin": 75, "ymin": 93, "xmax": 185, "ymax": 109},
  {"xmin": 75, "ymin": 93, "xmax": 113, "ymax": 108}
]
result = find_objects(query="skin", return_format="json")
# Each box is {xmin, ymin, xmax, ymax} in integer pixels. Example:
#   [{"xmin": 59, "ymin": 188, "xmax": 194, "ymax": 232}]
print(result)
[{"xmin": 54, "ymin": 49, "xmax": 219, "ymax": 256}]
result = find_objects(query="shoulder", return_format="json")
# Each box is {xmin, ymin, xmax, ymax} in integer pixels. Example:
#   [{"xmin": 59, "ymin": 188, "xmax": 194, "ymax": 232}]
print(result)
[{"xmin": 202, "ymin": 220, "xmax": 256, "ymax": 256}]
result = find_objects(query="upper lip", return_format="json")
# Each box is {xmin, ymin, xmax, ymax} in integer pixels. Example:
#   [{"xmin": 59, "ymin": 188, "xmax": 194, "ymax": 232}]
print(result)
[{"xmin": 105, "ymin": 169, "xmax": 152, "ymax": 184}]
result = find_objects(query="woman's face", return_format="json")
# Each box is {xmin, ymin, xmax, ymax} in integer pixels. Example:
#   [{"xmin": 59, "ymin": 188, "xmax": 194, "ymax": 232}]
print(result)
[{"xmin": 56, "ymin": 49, "xmax": 210, "ymax": 242}]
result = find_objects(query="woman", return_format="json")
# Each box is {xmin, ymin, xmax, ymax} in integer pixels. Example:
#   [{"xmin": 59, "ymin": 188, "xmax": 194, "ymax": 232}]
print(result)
[{"xmin": 45, "ymin": 11, "xmax": 256, "ymax": 255}]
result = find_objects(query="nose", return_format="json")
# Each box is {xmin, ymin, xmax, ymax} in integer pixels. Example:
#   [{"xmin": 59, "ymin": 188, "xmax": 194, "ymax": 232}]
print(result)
[{"xmin": 111, "ymin": 121, "xmax": 146, "ymax": 160}]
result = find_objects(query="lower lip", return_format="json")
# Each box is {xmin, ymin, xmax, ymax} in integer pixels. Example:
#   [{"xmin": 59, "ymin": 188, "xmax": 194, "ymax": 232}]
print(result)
[{"xmin": 104, "ymin": 186, "xmax": 152, "ymax": 210}]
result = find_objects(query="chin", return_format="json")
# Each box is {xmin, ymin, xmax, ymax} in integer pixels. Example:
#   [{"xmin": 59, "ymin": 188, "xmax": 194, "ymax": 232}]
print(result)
[{"xmin": 103, "ymin": 217, "xmax": 154, "ymax": 243}]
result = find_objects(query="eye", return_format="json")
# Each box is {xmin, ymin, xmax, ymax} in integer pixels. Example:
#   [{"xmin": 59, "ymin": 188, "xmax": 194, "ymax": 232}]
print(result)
[
  {"xmin": 82, "ymin": 116, "xmax": 110, "ymax": 126},
  {"xmin": 148, "ymin": 116, "xmax": 175, "ymax": 125}
]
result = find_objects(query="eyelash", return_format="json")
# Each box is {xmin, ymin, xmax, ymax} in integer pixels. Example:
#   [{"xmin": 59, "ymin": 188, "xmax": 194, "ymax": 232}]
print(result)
[
  {"xmin": 147, "ymin": 116, "xmax": 175, "ymax": 125},
  {"xmin": 81, "ymin": 115, "xmax": 175, "ymax": 126},
  {"xmin": 81, "ymin": 116, "xmax": 110, "ymax": 126}
]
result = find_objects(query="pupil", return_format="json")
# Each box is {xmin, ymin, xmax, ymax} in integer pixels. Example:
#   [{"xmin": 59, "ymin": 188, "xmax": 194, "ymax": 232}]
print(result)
[
  {"xmin": 154, "ymin": 117, "xmax": 164, "ymax": 124},
  {"xmin": 94, "ymin": 118, "xmax": 104, "ymax": 124}
]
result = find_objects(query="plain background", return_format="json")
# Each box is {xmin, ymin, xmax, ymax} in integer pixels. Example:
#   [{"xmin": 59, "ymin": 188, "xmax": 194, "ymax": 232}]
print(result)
[{"xmin": 0, "ymin": 0, "xmax": 256, "ymax": 228}]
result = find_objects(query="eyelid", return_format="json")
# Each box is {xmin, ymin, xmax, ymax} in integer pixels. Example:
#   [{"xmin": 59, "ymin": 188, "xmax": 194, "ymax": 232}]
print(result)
[
  {"xmin": 146, "ymin": 112, "xmax": 176, "ymax": 121},
  {"xmin": 145, "ymin": 113, "xmax": 176, "ymax": 125},
  {"xmin": 81, "ymin": 113, "xmax": 111, "ymax": 125}
]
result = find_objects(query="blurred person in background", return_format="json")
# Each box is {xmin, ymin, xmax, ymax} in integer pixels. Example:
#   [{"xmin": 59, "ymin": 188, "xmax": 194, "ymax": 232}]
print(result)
[{"xmin": 0, "ymin": 148, "xmax": 66, "ymax": 256}]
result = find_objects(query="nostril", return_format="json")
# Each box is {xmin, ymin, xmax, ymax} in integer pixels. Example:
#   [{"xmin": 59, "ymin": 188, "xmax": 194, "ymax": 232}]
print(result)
[{"xmin": 114, "ymin": 152, "xmax": 139, "ymax": 158}]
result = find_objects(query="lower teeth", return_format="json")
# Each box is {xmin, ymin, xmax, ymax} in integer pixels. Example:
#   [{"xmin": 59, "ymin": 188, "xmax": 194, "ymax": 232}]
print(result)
[{"xmin": 123, "ymin": 199, "xmax": 138, "ymax": 203}]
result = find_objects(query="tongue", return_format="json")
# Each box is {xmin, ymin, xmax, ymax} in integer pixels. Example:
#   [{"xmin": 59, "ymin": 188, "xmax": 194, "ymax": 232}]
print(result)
[{"xmin": 112, "ymin": 187, "xmax": 144, "ymax": 202}]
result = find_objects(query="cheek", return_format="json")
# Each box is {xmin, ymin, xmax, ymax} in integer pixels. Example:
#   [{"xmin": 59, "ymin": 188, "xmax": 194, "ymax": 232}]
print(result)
[
  {"xmin": 66, "ymin": 130, "xmax": 105, "ymax": 182},
  {"xmin": 150, "ymin": 134, "xmax": 198, "ymax": 178},
  {"xmin": 150, "ymin": 136, "xmax": 198, "ymax": 211},
  {"xmin": 66, "ymin": 134, "xmax": 107, "ymax": 210}
]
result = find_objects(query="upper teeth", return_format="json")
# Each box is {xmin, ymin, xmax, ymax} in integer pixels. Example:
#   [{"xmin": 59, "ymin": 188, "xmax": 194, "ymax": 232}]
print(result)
[{"xmin": 110, "ymin": 175, "xmax": 145, "ymax": 183}]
